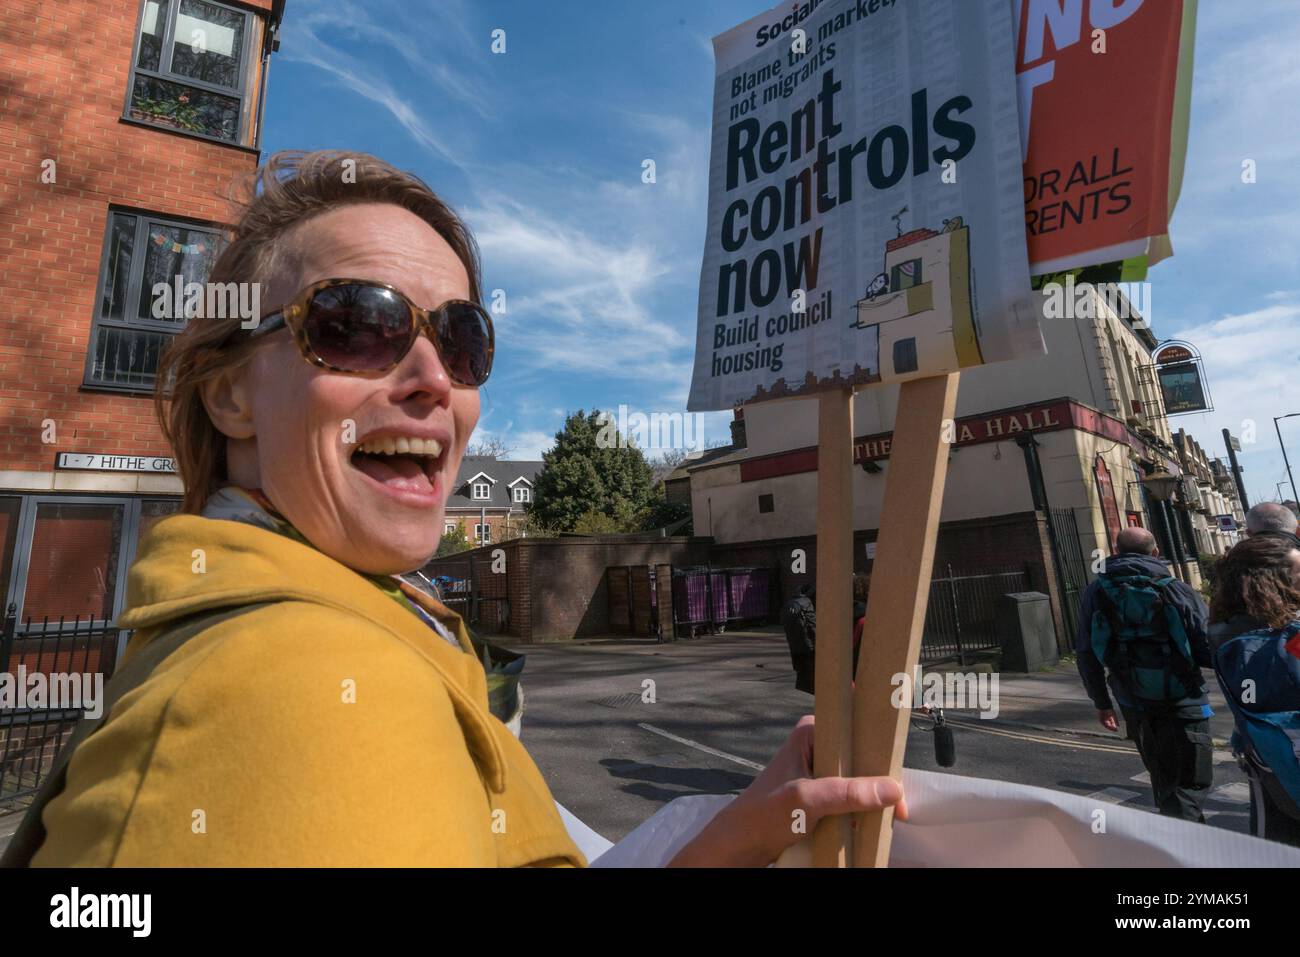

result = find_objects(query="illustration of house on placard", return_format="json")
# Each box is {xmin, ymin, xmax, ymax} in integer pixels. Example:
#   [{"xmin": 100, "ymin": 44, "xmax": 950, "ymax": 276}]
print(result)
[{"xmin": 850, "ymin": 215, "xmax": 984, "ymax": 379}]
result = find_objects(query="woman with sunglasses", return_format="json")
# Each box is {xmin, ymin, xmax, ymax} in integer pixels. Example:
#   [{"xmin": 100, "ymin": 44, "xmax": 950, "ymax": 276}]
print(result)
[{"xmin": 8, "ymin": 151, "xmax": 904, "ymax": 867}]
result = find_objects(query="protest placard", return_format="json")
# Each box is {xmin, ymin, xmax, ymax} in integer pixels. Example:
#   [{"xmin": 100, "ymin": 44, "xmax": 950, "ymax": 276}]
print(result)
[{"xmin": 688, "ymin": 0, "xmax": 1041, "ymax": 414}]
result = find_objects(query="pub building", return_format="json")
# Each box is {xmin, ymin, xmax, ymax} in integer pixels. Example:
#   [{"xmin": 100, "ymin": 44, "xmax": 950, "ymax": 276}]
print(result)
[
  {"xmin": 0, "ymin": 0, "xmax": 285, "ymax": 641},
  {"xmin": 682, "ymin": 282, "xmax": 1242, "ymax": 648}
]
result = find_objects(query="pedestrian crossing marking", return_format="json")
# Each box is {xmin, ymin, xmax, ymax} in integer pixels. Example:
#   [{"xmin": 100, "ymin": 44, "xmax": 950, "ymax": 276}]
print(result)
[
  {"xmin": 1130, "ymin": 772, "xmax": 1150, "ymax": 785},
  {"xmin": 1208, "ymin": 782, "xmax": 1251, "ymax": 805},
  {"xmin": 1086, "ymin": 786, "xmax": 1143, "ymax": 805}
]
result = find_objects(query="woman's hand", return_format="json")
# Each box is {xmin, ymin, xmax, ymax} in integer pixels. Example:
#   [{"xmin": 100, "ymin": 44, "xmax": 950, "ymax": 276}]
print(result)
[{"xmin": 668, "ymin": 715, "xmax": 908, "ymax": 867}]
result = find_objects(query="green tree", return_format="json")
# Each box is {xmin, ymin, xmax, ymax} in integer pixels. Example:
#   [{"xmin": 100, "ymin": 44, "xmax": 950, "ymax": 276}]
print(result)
[
  {"xmin": 528, "ymin": 409, "xmax": 656, "ymax": 532},
  {"xmin": 636, "ymin": 488, "xmax": 692, "ymax": 534},
  {"xmin": 436, "ymin": 521, "xmax": 471, "ymax": 557},
  {"xmin": 573, "ymin": 508, "xmax": 625, "ymax": 535}
]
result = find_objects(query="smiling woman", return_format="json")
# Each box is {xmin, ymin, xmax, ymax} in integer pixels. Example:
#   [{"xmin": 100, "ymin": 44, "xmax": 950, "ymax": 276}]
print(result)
[{"xmin": 0, "ymin": 150, "xmax": 905, "ymax": 869}]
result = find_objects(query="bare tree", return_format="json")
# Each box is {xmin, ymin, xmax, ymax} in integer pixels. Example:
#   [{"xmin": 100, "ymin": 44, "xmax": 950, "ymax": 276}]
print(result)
[
  {"xmin": 648, "ymin": 448, "xmax": 688, "ymax": 471},
  {"xmin": 466, "ymin": 435, "xmax": 517, "ymax": 459}
]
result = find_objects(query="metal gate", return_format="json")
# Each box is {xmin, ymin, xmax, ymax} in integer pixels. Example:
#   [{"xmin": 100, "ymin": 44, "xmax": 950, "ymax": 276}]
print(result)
[
  {"xmin": 670, "ymin": 566, "xmax": 774, "ymax": 639},
  {"xmin": 1049, "ymin": 507, "xmax": 1090, "ymax": 643},
  {"xmin": 920, "ymin": 565, "xmax": 1030, "ymax": 665},
  {"xmin": 418, "ymin": 552, "xmax": 510, "ymax": 634},
  {"xmin": 0, "ymin": 609, "xmax": 123, "ymax": 808}
]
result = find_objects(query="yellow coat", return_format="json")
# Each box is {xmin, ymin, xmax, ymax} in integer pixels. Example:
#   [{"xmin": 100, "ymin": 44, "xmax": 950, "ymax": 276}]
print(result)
[{"xmin": 32, "ymin": 515, "xmax": 585, "ymax": 867}]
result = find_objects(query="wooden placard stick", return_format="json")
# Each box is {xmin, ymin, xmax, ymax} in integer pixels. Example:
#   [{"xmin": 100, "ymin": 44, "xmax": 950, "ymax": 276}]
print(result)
[
  {"xmin": 811, "ymin": 386, "xmax": 855, "ymax": 867},
  {"xmin": 851, "ymin": 372, "xmax": 959, "ymax": 868}
]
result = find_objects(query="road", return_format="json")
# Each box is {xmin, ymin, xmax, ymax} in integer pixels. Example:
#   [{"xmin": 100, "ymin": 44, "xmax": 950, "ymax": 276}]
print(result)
[{"xmin": 516, "ymin": 630, "xmax": 1251, "ymax": 842}]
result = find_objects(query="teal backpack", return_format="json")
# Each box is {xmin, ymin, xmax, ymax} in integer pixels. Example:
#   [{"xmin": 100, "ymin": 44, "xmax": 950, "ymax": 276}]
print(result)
[{"xmin": 1089, "ymin": 574, "xmax": 1202, "ymax": 703}]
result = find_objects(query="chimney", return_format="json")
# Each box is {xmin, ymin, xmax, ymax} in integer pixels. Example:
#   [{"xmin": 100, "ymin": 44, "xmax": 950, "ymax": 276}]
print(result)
[{"xmin": 730, "ymin": 405, "xmax": 747, "ymax": 449}]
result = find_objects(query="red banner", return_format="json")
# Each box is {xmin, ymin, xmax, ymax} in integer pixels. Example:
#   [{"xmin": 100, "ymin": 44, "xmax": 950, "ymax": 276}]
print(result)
[{"xmin": 1017, "ymin": 0, "xmax": 1190, "ymax": 273}]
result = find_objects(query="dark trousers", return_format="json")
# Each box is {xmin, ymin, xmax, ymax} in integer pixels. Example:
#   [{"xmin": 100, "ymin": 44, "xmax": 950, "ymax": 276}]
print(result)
[
  {"xmin": 1121, "ymin": 707, "xmax": 1213, "ymax": 822},
  {"xmin": 791, "ymin": 653, "xmax": 815, "ymax": 694}
]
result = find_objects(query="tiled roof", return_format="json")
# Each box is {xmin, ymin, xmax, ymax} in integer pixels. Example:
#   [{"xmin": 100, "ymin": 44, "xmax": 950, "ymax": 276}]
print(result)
[
  {"xmin": 445, "ymin": 455, "xmax": 543, "ymax": 510},
  {"xmin": 886, "ymin": 228, "xmax": 939, "ymax": 252}
]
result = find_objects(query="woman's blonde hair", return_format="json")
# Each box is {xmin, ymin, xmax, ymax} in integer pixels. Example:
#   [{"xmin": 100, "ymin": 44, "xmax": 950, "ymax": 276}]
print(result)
[{"xmin": 156, "ymin": 150, "xmax": 483, "ymax": 513}]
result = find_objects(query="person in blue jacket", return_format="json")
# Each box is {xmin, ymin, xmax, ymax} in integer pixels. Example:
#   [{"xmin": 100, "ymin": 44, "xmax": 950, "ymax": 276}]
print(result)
[
  {"xmin": 1075, "ymin": 526, "xmax": 1214, "ymax": 822},
  {"xmin": 1210, "ymin": 533, "xmax": 1300, "ymax": 844}
]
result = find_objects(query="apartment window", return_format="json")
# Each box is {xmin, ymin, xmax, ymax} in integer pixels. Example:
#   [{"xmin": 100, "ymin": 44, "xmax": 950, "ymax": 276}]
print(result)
[
  {"xmin": 472, "ymin": 482, "xmax": 491, "ymax": 500},
  {"xmin": 85, "ymin": 210, "xmax": 225, "ymax": 393},
  {"xmin": 445, "ymin": 522, "xmax": 456, "ymax": 535},
  {"xmin": 126, "ymin": 0, "xmax": 257, "ymax": 145},
  {"xmin": 474, "ymin": 523, "xmax": 490, "ymax": 543},
  {"xmin": 891, "ymin": 258, "xmax": 922, "ymax": 291},
  {"xmin": 892, "ymin": 337, "xmax": 919, "ymax": 375},
  {"xmin": 758, "ymin": 493, "xmax": 774, "ymax": 514},
  {"xmin": 513, "ymin": 486, "xmax": 531, "ymax": 504}
]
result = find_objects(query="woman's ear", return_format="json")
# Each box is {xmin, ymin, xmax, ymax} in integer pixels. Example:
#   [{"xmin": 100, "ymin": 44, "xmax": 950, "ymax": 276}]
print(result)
[{"xmin": 200, "ymin": 362, "xmax": 257, "ymax": 440}]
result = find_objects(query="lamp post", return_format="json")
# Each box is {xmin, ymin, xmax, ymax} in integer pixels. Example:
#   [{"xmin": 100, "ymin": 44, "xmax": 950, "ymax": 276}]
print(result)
[
  {"xmin": 1140, "ymin": 469, "xmax": 1193, "ymax": 582},
  {"xmin": 1274, "ymin": 414, "xmax": 1299, "ymax": 506}
]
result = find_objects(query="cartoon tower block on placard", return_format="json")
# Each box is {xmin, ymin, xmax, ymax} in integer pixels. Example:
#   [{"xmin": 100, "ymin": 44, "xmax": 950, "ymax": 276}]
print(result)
[{"xmin": 851, "ymin": 216, "xmax": 983, "ymax": 380}]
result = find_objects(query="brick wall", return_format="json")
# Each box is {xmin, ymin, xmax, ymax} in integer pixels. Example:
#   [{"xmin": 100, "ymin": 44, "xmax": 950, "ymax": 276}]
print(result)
[
  {"xmin": 0, "ymin": 0, "xmax": 272, "ymax": 472},
  {"xmin": 424, "ymin": 511, "xmax": 1070, "ymax": 648},
  {"xmin": 710, "ymin": 510, "xmax": 1069, "ymax": 649},
  {"xmin": 931, "ymin": 511, "xmax": 1068, "ymax": 648},
  {"xmin": 423, "ymin": 536, "xmax": 711, "ymax": 643}
]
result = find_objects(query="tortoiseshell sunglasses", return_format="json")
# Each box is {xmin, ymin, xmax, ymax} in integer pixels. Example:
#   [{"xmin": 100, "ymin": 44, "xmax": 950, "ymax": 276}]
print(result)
[{"xmin": 247, "ymin": 277, "xmax": 494, "ymax": 386}]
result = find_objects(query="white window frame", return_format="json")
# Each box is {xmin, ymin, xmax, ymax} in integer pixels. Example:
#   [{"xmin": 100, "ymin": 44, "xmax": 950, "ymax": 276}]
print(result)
[
  {"xmin": 472, "ymin": 482, "xmax": 491, "ymax": 500},
  {"xmin": 513, "ymin": 486, "xmax": 530, "ymax": 504}
]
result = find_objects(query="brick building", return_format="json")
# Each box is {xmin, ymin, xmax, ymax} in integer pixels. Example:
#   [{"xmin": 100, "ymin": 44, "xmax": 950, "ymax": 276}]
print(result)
[
  {"xmin": 685, "ymin": 280, "xmax": 1243, "ymax": 649},
  {"xmin": 443, "ymin": 455, "xmax": 543, "ymax": 545},
  {"xmin": 0, "ymin": 0, "xmax": 284, "ymax": 630}
]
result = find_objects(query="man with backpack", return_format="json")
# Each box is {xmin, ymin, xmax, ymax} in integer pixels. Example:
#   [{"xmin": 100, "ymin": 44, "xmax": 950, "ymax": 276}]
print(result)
[{"xmin": 1076, "ymin": 527, "xmax": 1214, "ymax": 822}]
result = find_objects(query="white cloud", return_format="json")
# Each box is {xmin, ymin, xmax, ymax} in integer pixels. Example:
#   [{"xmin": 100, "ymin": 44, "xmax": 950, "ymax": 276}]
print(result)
[
  {"xmin": 277, "ymin": 0, "xmax": 498, "ymax": 168},
  {"xmin": 509, "ymin": 430, "xmax": 558, "ymax": 460},
  {"xmin": 1170, "ymin": 6, "xmax": 1300, "ymax": 271}
]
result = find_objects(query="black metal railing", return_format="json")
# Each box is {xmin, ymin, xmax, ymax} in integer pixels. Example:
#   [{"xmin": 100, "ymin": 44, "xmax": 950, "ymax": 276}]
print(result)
[
  {"xmin": 0, "ymin": 607, "xmax": 124, "ymax": 809},
  {"xmin": 1049, "ymin": 507, "xmax": 1089, "ymax": 640},
  {"xmin": 920, "ymin": 565, "xmax": 1030, "ymax": 666}
]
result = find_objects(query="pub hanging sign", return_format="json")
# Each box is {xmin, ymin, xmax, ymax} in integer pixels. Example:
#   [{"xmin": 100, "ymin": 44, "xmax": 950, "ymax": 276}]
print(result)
[
  {"xmin": 56, "ymin": 453, "xmax": 177, "ymax": 473},
  {"xmin": 1152, "ymin": 340, "xmax": 1212, "ymax": 415}
]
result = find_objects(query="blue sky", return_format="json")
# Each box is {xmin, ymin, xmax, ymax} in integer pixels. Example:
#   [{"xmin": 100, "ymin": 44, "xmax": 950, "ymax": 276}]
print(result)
[{"xmin": 264, "ymin": 0, "xmax": 1300, "ymax": 505}]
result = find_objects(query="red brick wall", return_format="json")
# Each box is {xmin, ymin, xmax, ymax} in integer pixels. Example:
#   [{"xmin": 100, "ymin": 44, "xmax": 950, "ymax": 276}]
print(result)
[
  {"xmin": 508, "ymin": 543, "xmax": 532, "ymax": 640},
  {"xmin": 931, "ymin": 512, "xmax": 1068, "ymax": 648},
  {"xmin": 0, "ymin": 0, "xmax": 272, "ymax": 472}
]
